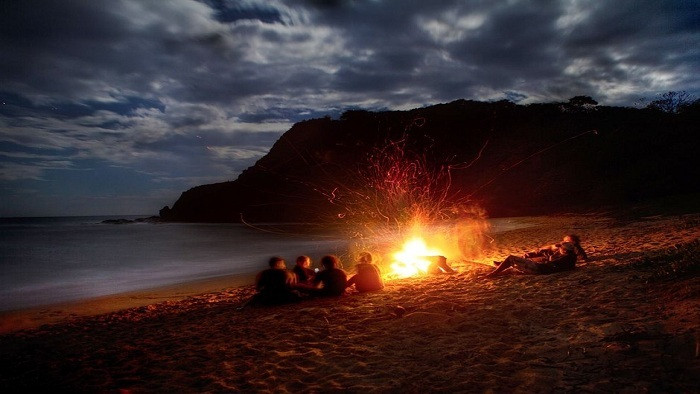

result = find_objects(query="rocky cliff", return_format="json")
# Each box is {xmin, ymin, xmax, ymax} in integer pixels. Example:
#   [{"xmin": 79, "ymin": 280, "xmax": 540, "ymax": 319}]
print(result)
[{"xmin": 160, "ymin": 99, "xmax": 699, "ymax": 222}]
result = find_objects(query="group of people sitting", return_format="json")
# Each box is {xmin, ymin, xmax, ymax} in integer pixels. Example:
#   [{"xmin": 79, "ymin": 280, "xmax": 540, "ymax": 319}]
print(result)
[
  {"xmin": 248, "ymin": 252, "xmax": 385, "ymax": 307},
  {"xmin": 248, "ymin": 234, "xmax": 589, "ymax": 306}
]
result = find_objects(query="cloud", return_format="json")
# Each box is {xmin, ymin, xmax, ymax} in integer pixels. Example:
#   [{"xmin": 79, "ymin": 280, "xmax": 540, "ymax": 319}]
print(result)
[
  {"xmin": 0, "ymin": 161, "xmax": 74, "ymax": 181},
  {"xmin": 3, "ymin": 0, "xmax": 697, "ymax": 109},
  {"xmin": 0, "ymin": 0, "xmax": 698, "ymax": 215},
  {"xmin": 205, "ymin": 146, "xmax": 270, "ymax": 160}
]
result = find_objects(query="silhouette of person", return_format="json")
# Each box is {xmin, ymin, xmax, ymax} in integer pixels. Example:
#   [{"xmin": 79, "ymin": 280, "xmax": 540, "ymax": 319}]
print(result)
[
  {"xmin": 347, "ymin": 252, "xmax": 384, "ymax": 292},
  {"xmin": 487, "ymin": 242, "xmax": 577, "ymax": 278},
  {"xmin": 292, "ymin": 255, "xmax": 315, "ymax": 284},
  {"xmin": 249, "ymin": 257, "xmax": 301, "ymax": 305},
  {"xmin": 310, "ymin": 255, "xmax": 348, "ymax": 297},
  {"xmin": 523, "ymin": 234, "xmax": 589, "ymax": 262}
]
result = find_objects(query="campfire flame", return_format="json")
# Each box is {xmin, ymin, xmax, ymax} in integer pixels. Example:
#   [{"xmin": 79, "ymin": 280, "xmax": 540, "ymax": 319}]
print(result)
[{"xmin": 390, "ymin": 237, "xmax": 444, "ymax": 278}]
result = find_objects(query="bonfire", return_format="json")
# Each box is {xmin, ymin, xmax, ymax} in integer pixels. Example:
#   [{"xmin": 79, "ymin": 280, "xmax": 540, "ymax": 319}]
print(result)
[{"xmin": 390, "ymin": 237, "xmax": 447, "ymax": 278}]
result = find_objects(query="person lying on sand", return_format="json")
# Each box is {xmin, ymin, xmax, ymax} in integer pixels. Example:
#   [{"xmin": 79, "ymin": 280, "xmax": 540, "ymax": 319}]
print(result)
[
  {"xmin": 347, "ymin": 252, "xmax": 384, "ymax": 293},
  {"xmin": 292, "ymin": 255, "xmax": 316, "ymax": 284},
  {"xmin": 248, "ymin": 257, "xmax": 302, "ymax": 306},
  {"xmin": 486, "ymin": 242, "xmax": 577, "ymax": 278},
  {"xmin": 308, "ymin": 255, "xmax": 348, "ymax": 297},
  {"xmin": 524, "ymin": 234, "xmax": 589, "ymax": 262}
]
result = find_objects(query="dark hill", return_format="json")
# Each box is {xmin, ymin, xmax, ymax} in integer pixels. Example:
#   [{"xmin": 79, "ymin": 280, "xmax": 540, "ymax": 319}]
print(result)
[{"xmin": 159, "ymin": 99, "xmax": 699, "ymax": 223}]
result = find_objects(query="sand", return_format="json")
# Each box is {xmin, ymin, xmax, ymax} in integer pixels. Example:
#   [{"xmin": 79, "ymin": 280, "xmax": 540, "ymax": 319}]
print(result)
[
  {"xmin": 1, "ymin": 213, "xmax": 698, "ymax": 392},
  {"xmin": 0, "ymin": 273, "xmax": 257, "ymax": 334}
]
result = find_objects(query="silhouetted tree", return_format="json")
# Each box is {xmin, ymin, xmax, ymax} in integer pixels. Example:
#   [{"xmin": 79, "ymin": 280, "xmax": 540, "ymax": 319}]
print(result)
[
  {"xmin": 647, "ymin": 91, "xmax": 695, "ymax": 113},
  {"xmin": 568, "ymin": 96, "xmax": 598, "ymax": 106},
  {"xmin": 340, "ymin": 109, "xmax": 373, "ymax": 121}
]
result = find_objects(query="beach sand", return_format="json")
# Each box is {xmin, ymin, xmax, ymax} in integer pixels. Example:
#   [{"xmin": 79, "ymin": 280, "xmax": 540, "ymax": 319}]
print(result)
[
  {"xmin": 1, "ymin": 213, "xmax": 698, "ymax": 392},
  {"xmin": 0, "ymin": 273, "xmax": 257, "ymax": 334}
]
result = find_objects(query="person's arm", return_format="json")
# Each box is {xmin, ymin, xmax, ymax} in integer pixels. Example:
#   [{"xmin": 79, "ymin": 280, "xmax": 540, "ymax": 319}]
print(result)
[
  {"xmin": 292, "ymin": 266, "xmax": 305, "ymax": 282},
  {"xmin": 305, "ymin": 267, "xmax": 316, "ymax": 281},
  {"xmin": 576, "ymin": 245, "xmax": 589, "ymax": 261},
  {"xmin": 285, "ymin": 271, "xmax": 298, "ymax": 287},
  {"xmin": 310, "ymin": 271, "xmax": 324, "ymax": 288},
  {"xmin": 347, "ymin": 274, "xmax": 357, "ymax": 288}
]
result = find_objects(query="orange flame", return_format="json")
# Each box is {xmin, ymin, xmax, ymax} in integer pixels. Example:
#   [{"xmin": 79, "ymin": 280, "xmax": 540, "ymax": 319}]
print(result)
[{"xmin": 390, "ymin": 237, "xmax": 444, "ymax": 278}]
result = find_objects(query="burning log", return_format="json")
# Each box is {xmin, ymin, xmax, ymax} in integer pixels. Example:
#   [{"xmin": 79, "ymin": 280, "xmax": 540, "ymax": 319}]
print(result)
[
  {"xmin": 424, "ymin": 255, "xmax": 455, "ymax": 274},
  {"xmin": 390, "ymin": 238, "xmax": 455, "ymax": 278}
]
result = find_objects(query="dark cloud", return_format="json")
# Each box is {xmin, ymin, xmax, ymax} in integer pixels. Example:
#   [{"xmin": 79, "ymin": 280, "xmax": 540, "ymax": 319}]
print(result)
[
  {"xmin": 202, "ymin": 0, "xmax": 285, "ymax": 24},
  {"xmin": 238, "ymin": 107, "xmax": 338, "ymax": 123},
  {"xmin": 0, "ymin": 0, "xmax": 698, "ymax": 216},
  {"xmin": 0, "ymin": 92, "xmax": 164, "ymax": 121}
]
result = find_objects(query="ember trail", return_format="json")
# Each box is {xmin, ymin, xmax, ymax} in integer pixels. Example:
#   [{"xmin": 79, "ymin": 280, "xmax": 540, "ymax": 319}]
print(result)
[{"xmin": 319, "ymin": 130, "xmax": 491, "ymax": 278}]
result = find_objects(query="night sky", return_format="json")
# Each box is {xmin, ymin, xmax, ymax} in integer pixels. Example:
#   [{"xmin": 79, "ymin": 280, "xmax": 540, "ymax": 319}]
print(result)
[{"xmin": 1, "ymin": 0, "xmax": 698, "ymax": 217}]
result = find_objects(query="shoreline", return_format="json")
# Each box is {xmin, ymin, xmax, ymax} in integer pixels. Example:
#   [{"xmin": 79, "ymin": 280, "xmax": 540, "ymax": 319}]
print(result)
[{"xmin": 0, "ymin": 272, "xmax": 257, "ymax": 334}]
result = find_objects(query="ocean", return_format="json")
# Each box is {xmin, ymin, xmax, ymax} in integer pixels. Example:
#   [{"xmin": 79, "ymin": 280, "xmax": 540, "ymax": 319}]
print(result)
[
  {"xmin": 0, "ymin": 216, "xmax": 536, "ymax": 311},
  {"xmin": 0, "ymin": 216, "xmax": 349, "ymax": 311}
]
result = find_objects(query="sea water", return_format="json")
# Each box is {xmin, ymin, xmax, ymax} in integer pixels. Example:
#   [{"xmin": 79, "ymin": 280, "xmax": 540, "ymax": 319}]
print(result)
[
  {"xmin": 0, "ymin": 217, "xmax": 349, "ymax": 311},
  {"xmin": 0, "ymin": 216, "xmax": 536, "ymax": 311}
]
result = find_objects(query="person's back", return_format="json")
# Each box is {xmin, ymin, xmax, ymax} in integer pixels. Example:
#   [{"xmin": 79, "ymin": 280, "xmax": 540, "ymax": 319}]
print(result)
[
  {"xmin": 253, "ymin": 257, "xmax": 299, "ymax": 305},
  {"xmin": 257, "ymin": 268, "xmax": 292, "ymax": 293},
  {"xmin": 316, "ymin": 268, "xmax": 347, "ymax": 296},
  {"xmin": 348, "ymin": 252, "xmax": 384, "ymax": 292},
  {"xmin": 313, "ymin": 255, "xmax": 347, "ymax": 297}
]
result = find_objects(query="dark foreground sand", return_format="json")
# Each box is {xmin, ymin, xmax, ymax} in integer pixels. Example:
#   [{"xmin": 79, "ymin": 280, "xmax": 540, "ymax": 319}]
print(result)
[{"xmin": 1, "ymin": 213, "xmax": 698, "ymax": 392}]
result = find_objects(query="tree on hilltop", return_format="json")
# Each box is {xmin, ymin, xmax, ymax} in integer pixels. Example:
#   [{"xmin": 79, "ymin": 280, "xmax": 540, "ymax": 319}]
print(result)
[
  {"xmin": 647, "ymin": 91, "xmax": 696, "ymax": 114},
  {"xmin": 568, "ymin": 96, "xmax": 598, "ymax": 106}
]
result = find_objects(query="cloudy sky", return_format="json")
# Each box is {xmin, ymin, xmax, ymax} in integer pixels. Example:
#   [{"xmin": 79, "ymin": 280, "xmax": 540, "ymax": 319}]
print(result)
[{"xmin": 1, "ymin": 0, "xmax": 698, "ymax": 217}]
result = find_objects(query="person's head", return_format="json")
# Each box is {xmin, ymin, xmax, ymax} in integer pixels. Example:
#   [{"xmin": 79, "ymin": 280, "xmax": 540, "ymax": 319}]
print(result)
[
  {"xmin": 320, "ymin": 255, "xmax": 339, "ymax": 270},
  {"xmin": 563, "ymin": 234, "xmax": 581, "ymax": 245},
  {"xmin": 268, "ymin": 256, "xmax": 286, "ymax": 269},
  {"xmin": 296, "ymin": 255, "xmax": 311, "ymax": 268},
  {"xmin": 358, "ymin": 251, "xmax": 372, "ymax": 264},
  {"xmin": 559, "ymin": 242, "xmax": 575, "ymax": 255}
]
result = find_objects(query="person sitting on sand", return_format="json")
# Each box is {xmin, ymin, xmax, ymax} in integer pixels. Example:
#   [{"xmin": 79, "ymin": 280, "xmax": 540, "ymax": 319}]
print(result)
[
  {"xmin": 249, "ymin": 257, "xmax": 301, "ymax": 305},
  {"xmin": 486, "ymin": 242, "xmax": 577, "ymax": 278},
  {"xmin": 524, "ymin": 234, "xmax": 589, "ymax": 262},
  {"xmin": 309, "ymin": 255, "xmax": 348, "ymax": 297},
  {"xmin": 292, "ymin": 255, "xmax": 315, "ymax": 284},
  {"xmin": 347, "ymin": 252, "xmax": 384, "ymax": 293}
]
